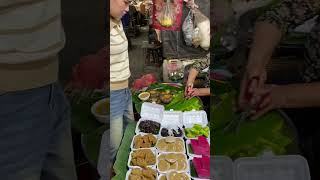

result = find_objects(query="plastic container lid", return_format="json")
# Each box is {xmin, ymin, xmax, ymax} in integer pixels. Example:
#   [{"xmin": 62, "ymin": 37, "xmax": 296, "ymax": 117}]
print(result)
[
  {"xmin": 234, "ymin": 155, "xmax": 311, "ymax": 180},
  {"xmin": 140, "ymin": 102, "xmax": 165, "ymax": 123},
  {"xmin": 211, "ymin": 156, "xmax": 233, "ymax": 180},
  {"xmin": 162, "ymin": 110, "xmax": 183, "ymax": 128},
  {"xmin": 183, "ymin": 110, "xmax": 208, "ymax": 128}
]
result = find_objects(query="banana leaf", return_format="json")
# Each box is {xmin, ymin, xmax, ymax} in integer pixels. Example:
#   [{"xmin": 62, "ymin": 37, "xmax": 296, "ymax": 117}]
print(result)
[
  {"xmin": 112, "ymin": 121, "xmax": 136, "ymax": 180},
  {"xmin": 132, "ymin": 83, "xmax": 203, "ymax": 113}
]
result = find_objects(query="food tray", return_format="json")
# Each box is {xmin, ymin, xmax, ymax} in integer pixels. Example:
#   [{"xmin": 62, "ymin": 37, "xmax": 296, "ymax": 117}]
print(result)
[
  {"xmin": 166, "ymin": 171, "xmax": 191, "ymax": 180},
  {"xmin": 125, "ymin": 167, "xmax": 158, "ymax": 180},
  {"xmin": 127, "ymin": 148, "xmax": 157, "ymax": 169},
  {"xmin": 155, "ymin": 137, "xmax": 186, "ymax": 153},
  {"xmin": 135, "ymin": 119, "xmax": 162, "ymax": 135},
  {"xmin": 159, "ymin": 127, "xmax": 184, "ymax": 138},
  {"xmin": 182, "ymin": 110, "xmax": 208, "ymax": 128},
  {"xmin": 156, "ymin": 153, "xmax": 190, "ymax": 174},
  {"xmin": 130, "ymin": 133, "xmax": 158, "ymax": 150},
  {"xmin": 234, "ymin": 154, "xmax": 311, "ymax": 180},
  {"xmin": 186, "ymin": 139, "xmax": 210, "ymax": 158},
  {"xmin": 188, "ymin": 156, "xmax": 210, "ymax": 180}
]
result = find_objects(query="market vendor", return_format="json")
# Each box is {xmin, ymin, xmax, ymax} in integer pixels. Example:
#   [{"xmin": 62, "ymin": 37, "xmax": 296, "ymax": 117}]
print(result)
[
  {"xmin": 110, "ymin": 0, "xmax": 135, "ymax": 163},
  {"xmin": 239, "ymin": 0, "xmax": 320, "ymax": 119},
  {"xmin": 185, "ymin": 56, "xmax": 210, "ymax": 97}
]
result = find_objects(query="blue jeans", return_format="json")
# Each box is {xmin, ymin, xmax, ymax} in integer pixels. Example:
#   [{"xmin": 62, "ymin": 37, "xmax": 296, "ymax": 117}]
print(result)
[
  {"xmin": 0, "ymin": 83, "xmax": 77, "ymax": 180},
  {"xmin": 110, "ymin": 88, "xmax": 134, "ymax": 161}
]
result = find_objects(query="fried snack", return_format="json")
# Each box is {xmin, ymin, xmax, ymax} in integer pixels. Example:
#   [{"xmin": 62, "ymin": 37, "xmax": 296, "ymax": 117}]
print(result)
[
  {"xmin": 168, "ymin": 172, "xmax": 189, "ymax": 180},
  {"xmin": 156, "ymin": 138, "xmax": 185, "ymax": 153},
  {"xmin": 134, "ymin": 134, "xmax": 157, "ymax": 149},
  {"xmin": 129, "ymin": 167, "xmax": 156, "ymax": 180},
  {"xmin": 176, "ymin": 159, "xmax": 187, "ymax": 171},
  {"xmin": 157, "ymin": 153, "xmax": 187, "ymax": 173},
  {"xmin": 131, "ymin": 149, "xmax": 156, "ymax": 167},
  {"xmin": 158, "ymin": 159, "xmax": 170, "ymax": 172}
]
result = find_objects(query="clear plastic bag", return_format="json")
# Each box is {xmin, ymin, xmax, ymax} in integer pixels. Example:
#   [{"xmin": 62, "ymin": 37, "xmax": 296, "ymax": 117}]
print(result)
[
  {"xmin": 159, "ymin": 0, "xmax": 175, "ymax": 27},
  {"xmin": 193, "ymin": 8, "xmax": 210, "ymax": 50},
  {"xmin": 182, "ymin": 10, "xmax": 194, "ymax": 46}
]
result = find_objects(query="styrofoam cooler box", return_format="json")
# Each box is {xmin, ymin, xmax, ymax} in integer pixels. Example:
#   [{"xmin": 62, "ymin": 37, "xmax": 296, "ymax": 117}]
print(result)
[
  {"xmin": 211, "ymin": 154, "xmax": 311, "ymax": 180},
  {"xmin": 182, "ymin": 110, "xmax": 208, "ymax": 128},
  {"xmin": 135, "ymin": 102, "xmax": 165, "ymax": 134}
]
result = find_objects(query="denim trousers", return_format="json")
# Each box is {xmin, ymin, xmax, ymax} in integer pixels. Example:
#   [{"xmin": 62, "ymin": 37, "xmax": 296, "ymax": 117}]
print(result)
[
  {"xmin": 110, "ymin": 88, "xmax": 134, "ymax": 161},
  {"xmin": 0, "ymin": 83, "xmax": 77, "ymax": 180}
]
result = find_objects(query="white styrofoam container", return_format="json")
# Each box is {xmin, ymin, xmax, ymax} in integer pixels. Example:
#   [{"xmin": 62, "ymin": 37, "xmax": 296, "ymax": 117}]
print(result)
[
  {"xmin": 188, "ymin": 156, "xmax": 211, "ymax": 180},
  {"xmin": 155, "ymin": 137, "xmax": 186, "ymax": 153},
  {"xmin": 182, "ymin": 110, "xmax": 208, "ymax": 128},
  {"xmin": 130, "ymin": 133, "xmax": 158, "ymax": 150},
  {"xmin": 125, "ymin": 167, "xmax": 158, "ymax": 180},
  {"xmin": 234, "ymin": 155, "xmax": 311, "ymax": 180},
  {"xmin": 166, "ymin": 171, "xmax": 191, "ymax": 180},
  {"xmin": 159, "ymin": 127, "xmax": 185, "ymax": 138},
  {"xmin": 211, "ymin": 156, "xmax": 233, "ymax": 180},
  {"xmin": 135, "ymin": 103, "xmax": 164, "ymax": 135},
  {"xmin": 156, "ymin": 153, "xmax": 190, "ymax": 174},
  {"xmin": 135, "ymin": 120, "xmax": 162, "ymax": 135},
  {"xmin": 211, "ymin": 154, "xmax": 311, "ymax": 180},
  {"xmin": 162, "ymin": 110, "xmax": 183, "ymax": 129},
  {"xmin": 127, "ymin": 148, "xmax": 157, "ymax": 169},
  {"xmin": 140, "ymin": 102, "xmax": 165, "ymax": 123},
  {"xmin": 186, "ymin": 139, "xmax": 210, "ymax": 158}
]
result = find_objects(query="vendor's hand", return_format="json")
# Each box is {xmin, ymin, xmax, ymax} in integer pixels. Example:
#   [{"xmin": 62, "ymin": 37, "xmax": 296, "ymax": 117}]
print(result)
[
  {"xmin": 250, "ymin": 85, "xmax": 287, "ymax": 120},
  {"xmin": 185, "ymin": 82, "xmax": 193, "ymax": 98},
  {"xmin": 238, "ymin": 66, "xmax": 267, "ymax": 110},
  {"xmin": 189, "ymin": 88, "xmax": 201, "ymax": 97}
]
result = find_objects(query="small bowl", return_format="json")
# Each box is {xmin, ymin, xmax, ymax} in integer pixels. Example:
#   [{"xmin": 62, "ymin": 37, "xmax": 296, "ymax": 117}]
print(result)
[
  {"xmin": 91, "ymin": 98, "xmax": 109, "ymax": 124},
  {"xmin": 139, "ymin": 92, "xmax": 151, "ymax": 101}
]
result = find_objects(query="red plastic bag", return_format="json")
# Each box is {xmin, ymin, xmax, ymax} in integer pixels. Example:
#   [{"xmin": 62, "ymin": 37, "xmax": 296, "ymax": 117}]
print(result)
[{"xmin": 152, "ymin": 0, "xmax": 183, "ymax": 31}]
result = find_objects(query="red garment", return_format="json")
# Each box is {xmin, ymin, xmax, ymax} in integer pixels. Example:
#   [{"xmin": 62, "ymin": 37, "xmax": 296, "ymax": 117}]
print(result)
[{"xmin": 69, "ymin": 47, "xmax": 108, "ymax": 89}]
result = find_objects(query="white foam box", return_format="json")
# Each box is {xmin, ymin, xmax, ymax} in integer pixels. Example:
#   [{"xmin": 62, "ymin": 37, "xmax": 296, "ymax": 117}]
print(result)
[
  {"xmin": 211, "ymin": 154, "xmax": 311, "ymax": 180},
  {"xmin": 155, "ymin": 137, "xmax": 186, "ymax": 154},
  {"xmin": 183, "ymin": 110, "xmax": 210, "ymax": 140},
  {"xmin": 156, "ymin": 152, "xmax": 190, "ymax": 174},
  {"xmin": 127, "ymin": 148, "xmax": 157, "ymax": 169},
  {"xmin": 130, "ymin": 133, "xmax": 158, "ymax": 151},
  {"xmin": 135, "ymin": 102, "xmax": 164, "ymax": 135},
  {"xmin": 125, "ymin": 167, "xmax": 158, "ymax": 180},
  {"xmin": 188, "ymin": 156, "xmax": 211, "ymax": 180},
  {"xmin": 159, "ymin": 110, "xmax": 184, "ymax": 138},
  {"xmin": 185, "ymin": 139, "xmax": 210, "ymax": 158}
]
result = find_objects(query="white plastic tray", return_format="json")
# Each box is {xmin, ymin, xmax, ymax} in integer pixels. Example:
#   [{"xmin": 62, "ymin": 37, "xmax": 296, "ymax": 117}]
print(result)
[
  {"xmin": 186, "ymin": 139, "xmax": 210, "ymax": 158},
  {"xmin": 155, "ymin": 137, "xmax": 186, "ymax": 153},
  {"xmin": 156, "ymin": 153, "xmax": 190, "ymax": 174},
  {"xmin": 188, "ymin": 156, "xmax": 211, "ymax": 180},
  {"xmin": 127, "ymin": 148, "xmax": 157, "ymax": 169},
  {"xmin": 234, "ymin": 155, "xmax": 311, "ymax": 180},
  {"xmin": 125, "ymin": 167, "xmax": 158, "ymax": 180},
  {"xmin": 211, "ymin": 156, "xmax": 233, "ymax": 180},
  {"xmin": 182, "ymin": 110, "xmax": 208, "ymax": 128},
  {"xmin": 159, "ymin": 127, "xmax": 185, "ymax": 138},
  {"xmin": 135, "ymin": 119, "xmax": 162, "ymax": 135},
  {"xmin": 130, "ymin": 133, "xmax": 158, "ymax": 150}
]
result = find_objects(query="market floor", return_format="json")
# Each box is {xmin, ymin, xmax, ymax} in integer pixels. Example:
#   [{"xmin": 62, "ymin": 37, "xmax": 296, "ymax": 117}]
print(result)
[{"xmin": 128, "ymin": 26, "xmax": 163, "ymax": 85}]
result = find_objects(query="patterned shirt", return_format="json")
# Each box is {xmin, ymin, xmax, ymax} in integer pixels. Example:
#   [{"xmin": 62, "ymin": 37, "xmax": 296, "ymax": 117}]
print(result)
[{"xmin": 258, "ymin": 0, "xmax": 320, "ymax": 82}]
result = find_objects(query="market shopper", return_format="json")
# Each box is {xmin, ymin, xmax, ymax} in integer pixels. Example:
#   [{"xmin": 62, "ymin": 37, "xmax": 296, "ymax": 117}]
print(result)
[
  {"xmin": 0, "ymin": 0, "xmax": 77, "ymax": 180},
  {"xmin": 110, "ymin": 0, "xmax": 135, "ymax": 162},
  {"xmin": 185, "ymin": 57, "xmax": 210, "ymax": 97},
  {"xmin": 239, "ymin": 0, "xmax": 320, "ymax": 119}
]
